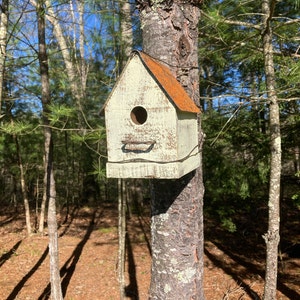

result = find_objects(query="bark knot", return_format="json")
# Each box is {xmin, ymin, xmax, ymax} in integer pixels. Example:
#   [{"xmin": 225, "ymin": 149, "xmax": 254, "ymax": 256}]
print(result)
[{"xmin": 178, "ymin": 34, "xmax": 191, "ymax": 59}]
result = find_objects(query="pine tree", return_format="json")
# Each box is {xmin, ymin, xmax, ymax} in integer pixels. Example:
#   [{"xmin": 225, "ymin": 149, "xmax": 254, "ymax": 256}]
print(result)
[{"xmin": 137, "ymin": 0, "xmax": 205, "ymax": 298}]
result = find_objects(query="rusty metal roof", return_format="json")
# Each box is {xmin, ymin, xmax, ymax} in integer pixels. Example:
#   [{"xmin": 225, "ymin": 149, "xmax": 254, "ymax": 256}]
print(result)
[{"xmin": 136, "ymin": 51, "xmax": 200, "ymax": 114}]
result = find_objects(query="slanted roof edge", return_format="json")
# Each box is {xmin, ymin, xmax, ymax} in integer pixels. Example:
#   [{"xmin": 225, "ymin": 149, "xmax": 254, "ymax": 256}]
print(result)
[
  {"xmin": 134, "ymin": 51, "xmax": 201, "ymax": 114},
  {"xmin": 100, "ymin": 55, "xmax": 134, "ymax": 116}
]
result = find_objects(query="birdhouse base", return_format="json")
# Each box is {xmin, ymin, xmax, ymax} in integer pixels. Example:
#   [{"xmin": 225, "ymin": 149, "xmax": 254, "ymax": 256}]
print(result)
[{"xmin": 106, "ymin": 156, "xmax": 200, "ymax": 179}]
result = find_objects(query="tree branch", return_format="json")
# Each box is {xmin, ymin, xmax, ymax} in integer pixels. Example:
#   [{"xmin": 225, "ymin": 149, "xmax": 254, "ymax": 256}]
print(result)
[{"xmin": 200, "ymin": 10, "xmax": 261, "ymax": 30}]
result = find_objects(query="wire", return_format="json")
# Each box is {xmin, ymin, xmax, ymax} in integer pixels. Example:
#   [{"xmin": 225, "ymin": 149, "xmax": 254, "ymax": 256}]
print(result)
[
  {"xmin": 210, "ymin": 104, "xmax": 242, "ymax": 147},
  {"xmin": 108, "ymin": 144, "xmax": 201, "ymax": 165}
]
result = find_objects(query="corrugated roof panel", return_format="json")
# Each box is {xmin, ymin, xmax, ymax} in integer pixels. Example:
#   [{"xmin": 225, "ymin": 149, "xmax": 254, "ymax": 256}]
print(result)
[{"xmin": 137, "ymin": 51, "xmax": 200, "ymax": 114}]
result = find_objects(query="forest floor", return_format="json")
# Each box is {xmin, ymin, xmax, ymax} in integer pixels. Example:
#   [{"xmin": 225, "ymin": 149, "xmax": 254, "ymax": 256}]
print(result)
[{"xmin": 0, "ymin": 202, "xmax": 299, "ymax": 300}]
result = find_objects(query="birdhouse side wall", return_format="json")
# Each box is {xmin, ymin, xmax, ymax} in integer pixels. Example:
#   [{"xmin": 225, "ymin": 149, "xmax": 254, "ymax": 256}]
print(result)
[{"xmin": 176, "ymin": 111, "xmax": 200, "ymax": 170}]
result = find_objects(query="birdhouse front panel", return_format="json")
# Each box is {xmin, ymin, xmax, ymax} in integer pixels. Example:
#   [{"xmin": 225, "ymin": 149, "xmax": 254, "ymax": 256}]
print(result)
[
  {"xmin": 104, "ymin": 51, "xmax": 201, "ymax": 179},
  {"xmin": 105, "ymin": 55, "xmax": 179, "ymax": 162}
]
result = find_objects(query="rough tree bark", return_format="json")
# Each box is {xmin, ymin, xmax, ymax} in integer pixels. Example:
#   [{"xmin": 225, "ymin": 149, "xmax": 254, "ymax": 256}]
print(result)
[
  {"xmin": 137, "ymin": 1, "xmax": 205, "ymax": 299},
  {"xmin": 261, "ymin": 1, "xmax": 281, "ymax": 299},
  {"xmin": 36, "ymin": 0, "xmax": 63, "ymax": 298}
]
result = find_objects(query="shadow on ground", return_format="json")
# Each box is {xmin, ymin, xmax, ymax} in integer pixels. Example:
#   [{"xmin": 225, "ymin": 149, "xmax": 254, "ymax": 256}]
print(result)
[
  {"xmin": 38, "ymin": 207, "xmax": 103, "ymax": 299},
  {"xmin": 204, "ymin": 199, "xmax": 300, "ymax": 300}
]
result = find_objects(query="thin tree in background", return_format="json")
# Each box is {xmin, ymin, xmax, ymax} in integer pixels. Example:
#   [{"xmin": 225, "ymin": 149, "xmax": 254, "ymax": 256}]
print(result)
[
  {"xmin": 43, "ymin": 0, "xmax": 88, "ymax": 123},
  {"xmin": 0, "ymin": 0, "xmax": 9, "ymax": 113},
  {"xmin": 198, "ymin": 5, "xmax": 298, "ymax": 297},
  {"xmin": 118, "ymin": 178, "xmax": 126, "ymax": 299},
  {"xmin": 36, "ymin": 0, "xmax": 63, "ymax": 298},
  {"xmin": 137, "ymin": 0, "xmax": 205, "ymax": 298},
  {"xmin": 4, "ymin": 99, "xmax": 32, "ymax": 235},
  {"xmin": 119, "ymin": 0, "xmax": 133, "ymax": 69},
  {"xmin": 118, "ymin": 4, "xmax": 133, "ymax": 297},
  {"xmin": 261, "ymin": 1, "xmax": 281, "ymax": 299},
  {"xmin": 30, "ymin": 0, "xmax": 90, "ymax": 231},
  {"xmin": 14, "ymin": 133, "xmax": 32, "ymax": 235}
]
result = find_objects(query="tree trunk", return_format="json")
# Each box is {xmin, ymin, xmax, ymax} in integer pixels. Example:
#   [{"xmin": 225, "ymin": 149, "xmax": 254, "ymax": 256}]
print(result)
[
  {"xmin": 39, "ymin": 183, "xmax": 47, "ymax": 232},
  {"xmin": 31, "ymin": 0, "xmax": 79, "ymax": 232},
  {"xmin": 117, "ymin": 8, "xmax": 133, "ymax": 298},
  {"xmin": 137, "ymin": 1, "xmax": 205, "ymax": 299},
  {"xmin": 6, "ymin": 105, "xmax": 32, "ymax": 235},
  {"xmin": 0, "ymin": 0, "xmax": 9, "ymax": 112},
  {"xmin": 78, "ymin": 0, "xmax": 87, "ymax": 93},
  {"xmin": 120, "ymin": 0, "xmax": 133, "ymax": 69},
  {"xmin": 47, "ymin": 149, "xmax": 63, "ymax": 300},
  {"xmin": 3, "ymin": 58, "xmax": 32, "ymax": 235},
  {"xmin": 30, "ymin": 0, "xmax": 88, "ymax": 126},
  {"xmin": 44, "ymin": 0, "xmax": 87, "ymax": 126},
  {"xmin": 261, "ymin": 1, "xmax": 281, "ymax": 299},
  {"xmin": 118, "ymin": 179, "xmax": 126, "ymax": 299},
  {"xmin": 294, "ymin": 145, "xmax": 300, "ymax": 175},
  {"xmin": 36, "ymin": 0, "xmax": 63, "ymax": 298},
  {"xmin": 14, "ymin": 135, "xmax": 32, "ymax": 235}
]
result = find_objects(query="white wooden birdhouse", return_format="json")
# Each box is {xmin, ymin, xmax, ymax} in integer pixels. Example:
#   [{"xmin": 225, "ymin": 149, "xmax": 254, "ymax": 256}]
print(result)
[{"xmin": 104, "ymin": 51, "xmax": 201, "ymax": 179}]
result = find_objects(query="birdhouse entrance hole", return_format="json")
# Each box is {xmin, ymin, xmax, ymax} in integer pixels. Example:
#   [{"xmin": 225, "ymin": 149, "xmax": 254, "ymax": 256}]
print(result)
[{"xmin": 130, "ymin": 106, "xmax": 147, "ymax": 125}]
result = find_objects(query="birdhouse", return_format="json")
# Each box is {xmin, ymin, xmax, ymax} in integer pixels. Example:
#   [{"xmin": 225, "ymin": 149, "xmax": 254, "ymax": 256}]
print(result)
[{"xmin": 104, "ymin": 51, "xmax": 201, "ymax": 179}]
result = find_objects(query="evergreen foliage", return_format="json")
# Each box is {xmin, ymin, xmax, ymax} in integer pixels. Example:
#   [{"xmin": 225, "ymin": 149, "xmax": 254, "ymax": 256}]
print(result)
[
  {"xmin": 0, "ymin": 0, "xmax": 126, "ymax": 208},
  {"xmin": 0, "ymin": 1, "xmax": 298, "ymax": 298},
  {"xmin": 0, "ymin": 0, "xmax": 298, "ymax": 226},
  {"xmin": 200, "ymin": 0, "xmax": 300, "ymax": 231}
]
